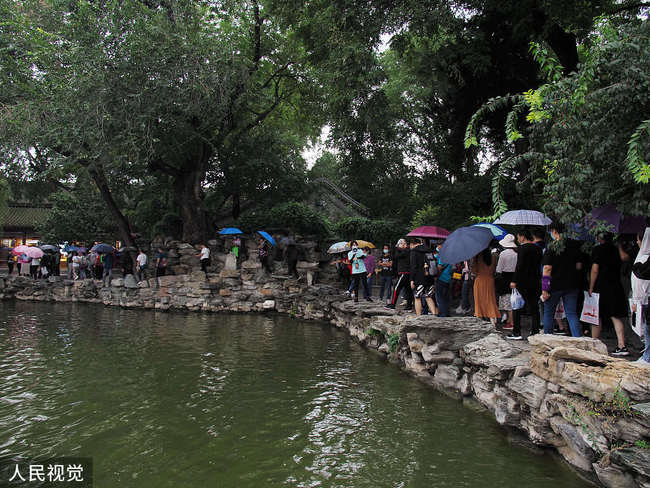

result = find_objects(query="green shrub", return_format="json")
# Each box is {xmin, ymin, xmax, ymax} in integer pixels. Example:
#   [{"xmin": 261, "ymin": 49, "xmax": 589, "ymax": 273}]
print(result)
[
  {"xmin": 332, "ymin": 217, "xmax": 406, "ymax": 247},
  {"xmin": 237, "ymin": 201, "xmax": 330, "ymax": 238}
]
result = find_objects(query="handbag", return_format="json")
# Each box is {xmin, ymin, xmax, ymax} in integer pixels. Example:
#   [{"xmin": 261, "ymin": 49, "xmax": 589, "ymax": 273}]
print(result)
[
  {"xmin": 580, "ymin": 291, "xmax": 600, "ymax": 325},
  {"xmin": 510, "ymin": 288, "xmax": 525, "ymax": 310}
]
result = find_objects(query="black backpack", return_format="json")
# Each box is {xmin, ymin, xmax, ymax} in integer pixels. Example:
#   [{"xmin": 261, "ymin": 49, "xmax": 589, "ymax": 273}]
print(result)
[{"xmin": 424, "ymin": 252, "xmax": 439, "ymax": 277}]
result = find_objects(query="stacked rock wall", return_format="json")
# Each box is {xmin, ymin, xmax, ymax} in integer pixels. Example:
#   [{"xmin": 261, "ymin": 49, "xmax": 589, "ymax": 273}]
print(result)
[{"xmin": 1, "ymin": 273, "xmax": 649, "ymax": 487}]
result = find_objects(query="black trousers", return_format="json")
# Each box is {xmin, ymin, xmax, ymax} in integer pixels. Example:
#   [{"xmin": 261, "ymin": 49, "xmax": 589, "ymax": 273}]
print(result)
[
  {"xmin": 391, "ymin": 273, "xmax": 413, "ymax": 308},
  {"xmin": 352, "ymin": 272, "xmax": 370, "ymax": 300},
  {"xmin": 513, "ymin": 286, "xmax": 541, "ymax": 336},
  {"xmin": 288, "ymin": 259, "xmax": 298, "ymax": 277}
]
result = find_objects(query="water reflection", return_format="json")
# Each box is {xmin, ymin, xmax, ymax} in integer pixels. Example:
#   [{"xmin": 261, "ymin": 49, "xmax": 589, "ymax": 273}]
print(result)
[{"xmin": 0, "ymin": 301, "xmax": 591, "ymax": 488}]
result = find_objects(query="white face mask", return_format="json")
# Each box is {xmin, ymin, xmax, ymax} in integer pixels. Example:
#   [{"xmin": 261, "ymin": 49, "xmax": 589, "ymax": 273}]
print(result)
[{"xmin": 352, "ymin": 247, "xmax": 358, "ymax": 252}]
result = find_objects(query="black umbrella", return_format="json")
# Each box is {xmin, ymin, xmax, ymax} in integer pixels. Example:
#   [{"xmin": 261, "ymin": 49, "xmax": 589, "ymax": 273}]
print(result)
[{"xmin": 39, "ymin": 244, "xmax": 60, "ymax": 253}]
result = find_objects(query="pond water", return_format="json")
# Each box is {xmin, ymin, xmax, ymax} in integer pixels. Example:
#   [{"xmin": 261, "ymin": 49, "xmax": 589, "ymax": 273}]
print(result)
[{"xmin": 0, "ymin": 301, "xmax": 592, "ymax": 487}]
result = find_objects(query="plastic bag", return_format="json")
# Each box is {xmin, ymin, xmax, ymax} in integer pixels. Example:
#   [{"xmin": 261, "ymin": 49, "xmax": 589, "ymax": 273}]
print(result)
[
  {"xmin": 510, "ymin": 288, "xmax": 525, "ymax": 310},
  {"xmin": 554, "ymin": 298, "xmax": 565, "ymax": 320},
  {"xmin": 580, "ymin": 291, "xmax": 600, "ymax": 325}
]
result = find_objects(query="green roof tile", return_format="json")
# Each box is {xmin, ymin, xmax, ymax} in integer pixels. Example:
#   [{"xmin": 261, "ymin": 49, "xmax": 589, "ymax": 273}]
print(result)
[{"xmin": 0, "ymin": 205, "xmax": 52, "ymax": 229}]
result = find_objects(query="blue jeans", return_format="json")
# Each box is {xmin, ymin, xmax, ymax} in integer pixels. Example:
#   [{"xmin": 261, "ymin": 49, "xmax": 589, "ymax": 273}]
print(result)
[
  {"xmin": 543, "ymin": 289, "xmax": 581, "ymax": 337},
  {"xmin": 435, "ymin": 280, "xmax": 451, "ymax": 317},
  {"xmin": 640, "ymin": 305, "xmax": 649, "ymax": 362},
  {"xmin": 379, "ymin": 275, "xmax": 392, "ymax": 299},
  {"xmin": 367, "ymin": 275, "xmax": 373, "ymax": 297}
]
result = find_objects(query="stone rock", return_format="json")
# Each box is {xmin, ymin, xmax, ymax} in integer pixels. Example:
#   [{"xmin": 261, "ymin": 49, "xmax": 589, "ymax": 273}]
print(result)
[
  {"xmin": 531, "ymin": 343, "xmax": 650, "ymax": 402},
  {"xmin": 462, "ymin": 333, "xmax": 529, "ymax": 379},
  {"xmin": 528, "ymin": 334, "xmax": 609, "ymax": 355},
  {"xmin": 402, "ymin": 316, "xmax": 493, "ymax": 353},
  {"xmin": 224, "ymin": 254, "xmax": 237, "ymax": 271},
  {"xmin": 610, "ymin": 448, "xmax": 650, "ymax": 478},
  {"xmin": 241, "ymin": 259, "xmax": 261, "ymax": 270},
  {"xmin": 124, "ymin": 275, "xmax": 138, "ymax": 288},
  {"xmin": 550, "ymin": 417, "xmax": 597, "ymax": 466},
  {"xmin": 138, "ymin": 280, "xmax": 150, "ymax": 288},
  {"xmin": 262, "ymin": 300, "xmax": 275, "ymax": 310},
  {"xmin": 433, "ymin": 364, "xmax": 462, "ymax": 390},
  {"xmin": 177, "ymin": 243, "xmax": 194, "ymax": 249},
  {"xmin": 422, "ymin": 348, "xmax": 456, "ymax": 364},
  {"xmin": 378, "ymin": 343, "xmax": 390, "ymax": 354},
  {"xmin": 219, "ymin": 289, "xmax": 231, "ymax": 297},
  {"xmin": 593, "ymin": 457, "xmax": 637, "ymax": 488},
  {"xmin": 110, "ymin": 278, "xmax": 124, "ymax": 287},
  {"xmin": 506, "ymin": 374, "xmax": 547, "ymax": 409},
  {"xmin": 296, "ymin": 261, "xmax": 318, "ymax": 270}
]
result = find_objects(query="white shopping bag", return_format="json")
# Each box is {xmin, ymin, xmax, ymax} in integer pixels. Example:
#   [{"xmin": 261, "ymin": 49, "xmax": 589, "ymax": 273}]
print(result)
[
  {"xmin": 629, "ymin": 299, "xmax": 645, "ymax": 338},
  {"xmin": 580, "ymin": 291, "xmax": 600, "ymax": 325},
  {"xmin": 511, "ymin": 288, "xmax": 525, "ymax": 310},
  {"xmin": 554, "ymin": 298, "xmax": 566, "ymax": 320}
]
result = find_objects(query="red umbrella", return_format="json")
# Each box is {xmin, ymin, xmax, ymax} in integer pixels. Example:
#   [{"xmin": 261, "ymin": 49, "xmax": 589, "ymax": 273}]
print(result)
[{"xmin": 407, "ymin": 226, "xmax": 451, "ymax": 239}]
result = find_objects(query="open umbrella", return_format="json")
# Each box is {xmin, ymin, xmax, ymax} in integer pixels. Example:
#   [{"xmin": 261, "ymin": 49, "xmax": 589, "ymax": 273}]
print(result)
[
  {"xmin": 587, "ymin": 205, "xmax": 648, "ymax": 234},
  {"xmin": 218, "ymin": 227, "xmax": 243, "ymax": 235},
  {"xmin": 438, "ymin": 226, "xmax": 494, "ymax": 265},
  {"xmin": 91, "ymin": 243, "xmax": 115, "ymax": 253},
  {"xmin": 12, "ymin": 246, "xmax": 44, "ymax": 259},
  {"xmin": 256, "ymin": 231, "xmax": 276, "ymax": 247},
  {"xmin": 407, "ymin": 226, "xmax": 450, "ymax": 239},
  {"xmin": 494, "ymin": 210, "xmax": 551, "ymax": 226},
  {"xmin": 348, "ymin": 240, "xmax": 375, "ymax": 249},
  {"xmin": 39, "ymin": 244, "xmax": 60, "ymax": 253},
  {"xmin": 472, "ymin": 223, "xmax": 507, "ymax": 240},
  {"xmin": 327, "ymin": 241, "xmax": 350, "ymax": 254}
]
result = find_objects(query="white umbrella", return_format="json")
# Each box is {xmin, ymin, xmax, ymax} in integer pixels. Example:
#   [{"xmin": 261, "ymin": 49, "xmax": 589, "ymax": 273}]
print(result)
[{"xmin": 494, "ymin": 210, "xmax": 552, "ymax": 226}]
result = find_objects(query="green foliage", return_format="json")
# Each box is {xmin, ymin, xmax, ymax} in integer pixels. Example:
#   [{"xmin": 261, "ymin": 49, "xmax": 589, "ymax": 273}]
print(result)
[
  {"xmin": 634, "ymin": 440, "xmax": 650, "ymax": 449},
  {"xmin": 331, "ymin": 217, "xmax": 406, "ymax": 247},
  {"xmin": 365, "ymin": 328, "xmax": 383, "ymax": 338},
  {"xmin": 467, "ymin": 18, "xmax": 650, "ymax": 226},
  {"xmin": 388, "ymin": 333, "xmax": 400, "ymax": 354},
  {"xmin": 237, "ymin": 202, "xmax": 329, "ymax": 238},
  {"xmin": 410, "ymin": 205, "xmax": 442, "ymax": 229},
  {"xmin": 37, "ymin": 187, "xmax": 118, "ymax": 244}
]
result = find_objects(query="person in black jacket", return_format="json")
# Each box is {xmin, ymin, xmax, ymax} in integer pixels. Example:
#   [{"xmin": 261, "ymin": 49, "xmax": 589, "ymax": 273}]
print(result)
[
  {"xmin": 410, "ymin": 238, "xmax": 438, "ymax": 316},
  {"xmin": 508, "ymin": 228, "xmax": 543, "ymax": 340},
  {"xmin": 385, "ymin": 239, "xmax": 413, "ymax": 311}
]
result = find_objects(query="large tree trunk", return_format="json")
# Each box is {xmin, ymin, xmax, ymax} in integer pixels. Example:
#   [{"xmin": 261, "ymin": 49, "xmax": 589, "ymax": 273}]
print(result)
[
  {"xmin": 87, "ymin": 164, "xmax": 136, "ymax": 249},
  {"xmin": 175, "ymin": 144, "xmax": 211, "ymax": 243}
]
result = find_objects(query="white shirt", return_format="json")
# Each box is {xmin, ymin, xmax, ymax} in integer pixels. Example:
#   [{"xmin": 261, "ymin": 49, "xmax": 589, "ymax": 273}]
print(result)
[
  {"xmin": 72, "ymin": 255, "xmax": 81, "ymax": 267},
  {"xmin": 31, "ymin": 257, "xmax": 40, "ymax": 265},
  {"xmin": 136, "ymin": 253, "xmax": 147, "ymax": 267},
  {"xmin": 200, "ymin": 247, "xmax": 210, "ymax": 260}
]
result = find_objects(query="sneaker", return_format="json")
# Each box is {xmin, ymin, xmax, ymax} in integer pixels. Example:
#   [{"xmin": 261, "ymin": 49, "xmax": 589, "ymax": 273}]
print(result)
[
  {"xmin": 403, "ymin": 308, "xmax": 413, "ymax": 313},
  {"xmin": 455, "ymin": 305, "xmax": 464, "ymax": 314},
  {"xmin": 399, "ymin": 300, "xmax": 407, "ymax": 306},
  {"xmin": 505, "ymin": 333, "xmax": 523, "ymax": 340},
  {"xmin": 344, "ymin": 290, "xmax": 351, "ymax": 296},
  {"xmin": 612, "ymin": 347, "xmax": 630, "ymax": 357},
  {"xmin": 502, "ymin": 323, "xmax": 514, "ymax": 330},
  {"xmin": 384, "ymin": 304, "xmax": 395, "ymax": 309},
  {"xmin": 365, "ymin": 297, "xmax": 372, "ymax": 302},
  {"xmin": 553, "ymin": 329, "xmax": 569, "ymax": 336}
]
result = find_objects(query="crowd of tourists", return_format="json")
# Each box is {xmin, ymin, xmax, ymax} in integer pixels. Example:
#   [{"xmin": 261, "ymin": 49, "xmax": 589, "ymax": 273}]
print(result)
[{"xmin": 334, "ymin": 224, "xmax": 650, "ymax": 364}]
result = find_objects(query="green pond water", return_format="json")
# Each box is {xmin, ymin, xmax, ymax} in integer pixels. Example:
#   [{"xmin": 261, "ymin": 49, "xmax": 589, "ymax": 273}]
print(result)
[{"xmin": 0, "ymin": 301, "xmax": 593, "ymax": 488}]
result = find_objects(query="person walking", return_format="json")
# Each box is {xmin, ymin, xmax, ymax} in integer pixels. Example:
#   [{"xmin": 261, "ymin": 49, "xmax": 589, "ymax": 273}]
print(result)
[
  {"xmin": 364, "ymin": 247, "xmax": 376, "ymax": 297},
  {"xmin": 508, "ymin": 228, "xmax": 543, "ymax": 340},
  {"xmin": 198, "ymin": 244, "xmax": 211, "ymax": 278},
  {"xmin": 102, "ymin": 252, "xmax": 114, "ymax": 287},
  {"xmin": 7, "ymin": 254, "xmax": 14, "ymax": 275},
  {"xmin": 632, "ymin": 227, "xmax": 650, "ymax": 365},
  {"xmin": 455, "ymin": 260, "xmax": 473, "ymax": 315},
  {"xmin": 348, "ymin": 241, "xmax": 371, "ymax": 302},
  {"xmin": 496, "ymin": 234, "xmax": 518, "ymax": 330},
  {"xmin": 232, "ymin": 236, "xmax": 241, "ymax": 269},
  {"xmin": 377, "ymin": 244, "xmax": 393, "ymax": 303},
  {"xmin": 589, "ymin": 234, "xmax": 629, "ymax": 355},
  {"xmin": 434, "ymin": 243, "xmax": 452, "ymax": 317},
  {"xmin": 286, "ymin": 243, "xmax": 299, "ymax": 278},
  {"xmin": 386, "ymin": 239, "xmax": 413, "ymax": 311},
  {"xmin": 155, "ymin": 247, "xmax": 167, "ymax": 284},
  {"xmin": 257, "ymin": 237, "xmax": 272, "ymax": 274},
  {"xmin": 136, "ymin": 249, "xmax": 148, "ymax": 282},
  {"xmin": 30, "ymin": 255, "xmax": 40, "ymax": 279},
  {"xmin": 410, "ymin": 238, "xmax": 438, "ymax": 316},
  {"xmin": 541, "ymin": 223, "xmax": 584, "ymax": 337},
  {"xmin": 472, "ymin": 248, "xmax": 500, "ymax": 326}
]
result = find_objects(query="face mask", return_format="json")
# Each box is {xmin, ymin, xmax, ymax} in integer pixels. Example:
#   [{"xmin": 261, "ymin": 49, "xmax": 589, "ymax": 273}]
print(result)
[
  {"xmin": 551, "ymin": 233, "xmax": 557, "ymax": 241},
  {"xmin": 352, "ymin": 246, "xmax": 358, "ymax": 251},
  {"xmin": 383, "ymin": 249, "xmax": 389, "ymax": 254}
]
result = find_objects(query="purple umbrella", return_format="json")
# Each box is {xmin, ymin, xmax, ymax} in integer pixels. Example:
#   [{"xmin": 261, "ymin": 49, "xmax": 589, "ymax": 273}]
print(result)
[
  {"xmin": 407, "ymin": 226, "xmax": 451, "ymax": 239},
  {"xmin": 587, "ymin": 205, "xmax": 648, "ymax": 234}
]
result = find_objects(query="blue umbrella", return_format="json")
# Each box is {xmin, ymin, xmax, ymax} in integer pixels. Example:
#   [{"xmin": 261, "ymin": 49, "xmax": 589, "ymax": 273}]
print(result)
[
  {"xmin": 472, "ymin": 223, "xmax": 507, "ymax": 240},
  {"xmin": 91, "ymin": 243, "xmax": 115, "ymax": 253},
  {"xmin": 64, "ymin": 245, "xmax": 81, "ymax": 253},
  {"xmin": 218, "ymin": 227, "xmax": 243, "ymax": 235},
  {"xmin": 256, "ymin": 231, "xmax": 276, "ymax": 247},
  {"xmin": 439, "ymin": 226, "xmax": 495, "ymax": 265}
]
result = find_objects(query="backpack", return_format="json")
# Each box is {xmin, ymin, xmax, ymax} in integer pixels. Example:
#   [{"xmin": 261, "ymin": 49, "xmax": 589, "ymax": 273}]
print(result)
[{"xmin": 425, "ymin": 252, "xmax": 439, "ymax": 277}]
